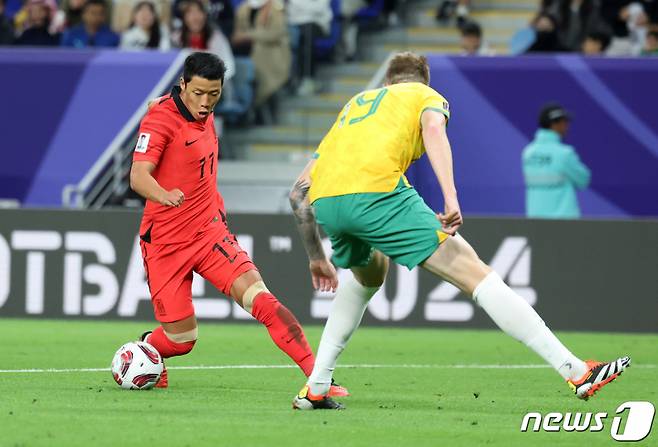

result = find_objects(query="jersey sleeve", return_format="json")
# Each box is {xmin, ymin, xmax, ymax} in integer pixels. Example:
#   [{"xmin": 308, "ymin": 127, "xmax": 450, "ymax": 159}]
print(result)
[
  {"xmin": 418, "ymin": 86, "xmax": 451, "ymax": 123},
  {"xmin": 132, "ymin": 108, "xmax": 177, "ymax": 166}
]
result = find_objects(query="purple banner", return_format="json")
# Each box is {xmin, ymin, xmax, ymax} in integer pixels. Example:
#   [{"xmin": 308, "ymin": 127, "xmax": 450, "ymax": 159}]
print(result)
[
  {"xmin": 407, "ymin": 55, "xmax": 658, "ymax": 218},
  {"xmin": 0, "ymin": 49, "xmax": 182, "ymax": 206}
]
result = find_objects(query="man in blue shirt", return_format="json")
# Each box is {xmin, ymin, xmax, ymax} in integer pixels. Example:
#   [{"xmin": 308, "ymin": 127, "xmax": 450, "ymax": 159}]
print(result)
[
  {"xmin": 522, "ymin": 103, "xmax": 591, "ymax": 219},
  {"xmin": 61, "ymin": 0, "xmax": 119, "ymax": 48}
]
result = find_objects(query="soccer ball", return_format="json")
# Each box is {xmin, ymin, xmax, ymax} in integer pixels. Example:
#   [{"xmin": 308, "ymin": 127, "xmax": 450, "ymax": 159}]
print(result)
[{"xmin": 111, "ymin": 341, "xmax": 164, "ymax": 390}]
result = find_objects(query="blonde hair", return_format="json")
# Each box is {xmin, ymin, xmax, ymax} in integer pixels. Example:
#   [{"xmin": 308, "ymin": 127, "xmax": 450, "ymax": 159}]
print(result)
[{"xmin": 384, "ymin": 52, "xmax": 430, "ymax": 85}]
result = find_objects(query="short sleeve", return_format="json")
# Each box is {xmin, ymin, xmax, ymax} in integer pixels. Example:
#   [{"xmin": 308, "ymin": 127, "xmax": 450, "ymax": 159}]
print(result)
[
  {"xmin": 418, "ymin": 86, "xmax": 450, "ymax": 123},
  {"xmin": 132, "ymin": 108, "xmax": 177, "ymax": 166}
]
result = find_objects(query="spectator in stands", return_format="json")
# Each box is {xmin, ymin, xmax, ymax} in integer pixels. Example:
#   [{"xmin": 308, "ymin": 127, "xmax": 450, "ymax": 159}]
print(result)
[
  {"xmin": 0, "ymin": 0, "xmax": 15, "ymax": 45},
  {"xmin": 459, "ymin": 20, "xmax": 494, "ymax": 55},
  {"xmin": 339, "ymin": 0, "xmax": 365, "ymax": 61},
  {"xmin": 60, "ymin": 0, "xmax": 119, "ymax": 47},
  {"xmin": 581, "ymin": 28, "xmax": 611, "ymax": 54},
  {"xmin": 641, "ymin": 27, "xmax": 658, "ymax": 54},
  {"xmin": 172, "ymin": 0, "xmax": 235, "ymax": 80},
  {"xmin": 383, "ymin": 0, "xmax": 401, "ymax": 26},
  {"xmin": 120, "ymin": 1, "xmax": 170, "ymax": 50},
  {"xmin": 287, "ymin": 0, "xmax": 332, "ymax": 95},
  {"xmin": 14, "ymin": 0, "xmax": 60, "ymax": 45},
  {"xmin": 58, "ymin": 0, "xmax": 86, "ymax": 29},
  {"xmin": 599, "ymin": 0, "xmax": 652, "ymax": 54},
  {"xmin": 436, "ymin": 0, "xmax": 470, "ymax": 28},
  {"xmin": 173, "ymin": 0, "xmax": 234, "ymax": 38},
  {"xmin": 232, "ymin": 0, "xmax": 290, "ymax": 116},
  {"xmin": 522, "ymin": 103, "xmax": 591, "ymax": 219},
  {"xmin": 526, "ymin": 12, "xmax": 568, "ymax": 52},
  {"xmin": 543, "ymin": 0, "xmax": 604, "ymax": 51},
  {"xmin": 112, "ymin": 0, "xmax": 170, "ymax": 34}
]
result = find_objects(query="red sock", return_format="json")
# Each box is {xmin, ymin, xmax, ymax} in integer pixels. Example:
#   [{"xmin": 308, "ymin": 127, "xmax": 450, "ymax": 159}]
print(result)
[
  {"xmin": 251, "ymin": 292, "xmax": 315, "ymax": 376},
  {"xmin": 148, "ymin": 326, "xmax": 195, "ymax": 359}
]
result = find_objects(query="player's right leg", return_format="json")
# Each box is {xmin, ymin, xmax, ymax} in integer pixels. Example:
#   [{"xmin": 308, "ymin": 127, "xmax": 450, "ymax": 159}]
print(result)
[
  {"xmin": 139, "ymin": 240, "xmax": 199, "ymax": 388},
  {"xmin": 421, "ymin": 234, "xmax": 630, "ymax": 399},
  {"xmin": 295, "ymin": 250, "xmax": 389, "ymax": 410},
  {"xmin": 141, "ymin": 316, "xmax": 198, "ymax": 388}
]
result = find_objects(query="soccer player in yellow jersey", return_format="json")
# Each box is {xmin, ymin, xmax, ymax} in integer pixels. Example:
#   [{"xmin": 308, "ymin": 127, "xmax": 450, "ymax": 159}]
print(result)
[{"xmin": 288, "ymin": 52, "xmax": 630, "ymax": 410}]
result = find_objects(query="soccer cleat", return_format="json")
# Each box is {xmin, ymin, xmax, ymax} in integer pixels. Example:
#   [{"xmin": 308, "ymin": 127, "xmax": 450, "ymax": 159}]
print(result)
[
  {"xmin": 139, "ymin": 331, "xmax": 152, "ymax": 343},
  {"xmin": 139, "ymin": 330, "xmax": 168, "ymax": 388},
  {"xmin": 328, "ymin": 379, "xmax": 350, "ymax": 397},
  {"xmin": 155, "ymin": 362, "xmax": 168, "ymax": 388},
  {"xmin": 292, "ymin": 385, "xmax": 345, "ymax": 410},
  {"xmin": 567, "ymin": 356, "xmax": 631, "ymax": 400}
]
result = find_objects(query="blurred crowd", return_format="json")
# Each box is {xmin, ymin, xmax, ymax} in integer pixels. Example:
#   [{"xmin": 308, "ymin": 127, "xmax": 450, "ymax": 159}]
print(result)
[
  {"xmin": 0, "ymin": 0, "xmax": 401, "ymax": 123},
  {"xmin": 448, "ymin": 0, "xmax": 658, "ymax": 57},
  {"xmin": 524, "ymin": 0, "xmax": 658, "ymax": 56}
]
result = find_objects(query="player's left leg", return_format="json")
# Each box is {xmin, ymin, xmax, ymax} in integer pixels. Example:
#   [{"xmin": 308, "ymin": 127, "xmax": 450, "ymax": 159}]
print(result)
[
  {"xmin": 228, "ymin": 269, "xmax": 316, "ymax": 377},
  {"xmin": 193, "ymin": 223, "xmax": 317, "ymax": 378},
  {"xmin": 421, "ymin": 234, "xmax": 630, "ymax": 399}
]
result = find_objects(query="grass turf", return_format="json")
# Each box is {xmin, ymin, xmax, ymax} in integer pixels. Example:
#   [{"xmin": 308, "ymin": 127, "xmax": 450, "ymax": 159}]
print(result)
[{"xmin": 0, "ymin": 319, "xmax": 655, "ymax": 447}]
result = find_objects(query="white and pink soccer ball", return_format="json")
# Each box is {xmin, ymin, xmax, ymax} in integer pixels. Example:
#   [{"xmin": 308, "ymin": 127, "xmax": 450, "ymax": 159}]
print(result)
[{"xmin": 111, "ymin": 342, "xmax": 164, "ymax": 390}]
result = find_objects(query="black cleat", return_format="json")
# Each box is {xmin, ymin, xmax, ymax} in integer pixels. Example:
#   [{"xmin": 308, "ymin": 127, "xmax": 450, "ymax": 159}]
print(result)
[
  {"xmin": 567, "ymin": 356, "xmax": 631, "ymax": 400},
  {"xmin": 292, "ymin": 385, "xmax": 345, "ymax": 410}
]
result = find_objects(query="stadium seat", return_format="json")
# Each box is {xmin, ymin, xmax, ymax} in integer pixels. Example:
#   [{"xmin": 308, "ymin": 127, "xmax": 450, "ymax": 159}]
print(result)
[
  {"xmin": 355, "ymin": 0, "xmax": 384, "ymax": 23},
  {"xmin": 313, "ymin": 0, "xmax": 342, "ymax": 60}
]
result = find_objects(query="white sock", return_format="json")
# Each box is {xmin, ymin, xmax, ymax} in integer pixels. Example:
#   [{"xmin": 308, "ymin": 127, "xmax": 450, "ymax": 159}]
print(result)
[
  {"xmin": 308, "ymin": 275, "xmax": 379, "ymax": 395},
  {"xmin": 473, "ymin": 272, "xmax": 587, "ymax": 381}
]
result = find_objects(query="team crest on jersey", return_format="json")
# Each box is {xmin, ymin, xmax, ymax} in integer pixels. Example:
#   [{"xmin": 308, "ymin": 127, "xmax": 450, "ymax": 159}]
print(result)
[{"xmin": 135, "ymin": 133, "xmax": 151, "ymax": 153}]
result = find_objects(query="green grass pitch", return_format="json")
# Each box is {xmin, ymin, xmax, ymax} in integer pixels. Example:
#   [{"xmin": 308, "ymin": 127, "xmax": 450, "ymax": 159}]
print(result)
[{"xmin": 0, "ymin": 319, "xmax": 655, "ymax": 447}]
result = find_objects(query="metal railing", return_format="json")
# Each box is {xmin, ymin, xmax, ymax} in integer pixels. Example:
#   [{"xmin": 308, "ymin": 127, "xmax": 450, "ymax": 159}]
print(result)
[{"xmin": 62, "ymin": 51, "xmax": 189, "ymax": 209}]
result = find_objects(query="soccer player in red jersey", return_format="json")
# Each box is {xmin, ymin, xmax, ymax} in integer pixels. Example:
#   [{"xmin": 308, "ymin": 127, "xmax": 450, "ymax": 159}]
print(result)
[{"xmin": 130, "ymin": 52, "xmax": 347, "ymax": 395}]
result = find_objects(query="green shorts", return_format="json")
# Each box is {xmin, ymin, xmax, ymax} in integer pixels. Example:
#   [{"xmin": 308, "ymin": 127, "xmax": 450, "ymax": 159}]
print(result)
[{"xmin": 313, "ymin": 179, "xmax": 448, "ymax": 270}]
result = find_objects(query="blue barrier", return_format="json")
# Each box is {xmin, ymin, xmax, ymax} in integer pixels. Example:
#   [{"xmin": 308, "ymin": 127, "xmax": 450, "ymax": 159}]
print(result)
[
  {"xmin": 408, "ymin": 55, "xmax": 658, "ymax": 218},
  {"xmin": 1, "ymin": 50, "xmax": 656, "ymax": 217},
  {"xmin": 0, "ymin": 48, "xmax": 183, "ymax": 206}
]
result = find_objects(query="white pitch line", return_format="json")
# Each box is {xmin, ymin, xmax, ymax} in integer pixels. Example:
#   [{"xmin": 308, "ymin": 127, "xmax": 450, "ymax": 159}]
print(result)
[{"xmin": 0, "ymin": 364, "xmax": 655, "ymax": 374}]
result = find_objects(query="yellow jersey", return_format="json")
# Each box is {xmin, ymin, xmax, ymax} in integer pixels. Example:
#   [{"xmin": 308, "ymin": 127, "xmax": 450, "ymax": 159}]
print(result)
[{"xmin": 309, "ymin": 82, "xmax": 450, "ymax": 203}]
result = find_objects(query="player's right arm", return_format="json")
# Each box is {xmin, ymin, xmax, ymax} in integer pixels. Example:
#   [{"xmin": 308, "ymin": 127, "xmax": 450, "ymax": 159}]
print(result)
[
  {"xmin": 130, "ymin": 161, "xmax": 184, "ymax": 207},
  {"xmin": 421, "ymin": 109, "xmax": 463, "ymax": 235},
  {"xmin": 289, "ymin": 159, "xmax": 338, "ymax": 292},
  {"xmin": 130, "ymin": 107, "xmax": 184, "ymax": 207}
]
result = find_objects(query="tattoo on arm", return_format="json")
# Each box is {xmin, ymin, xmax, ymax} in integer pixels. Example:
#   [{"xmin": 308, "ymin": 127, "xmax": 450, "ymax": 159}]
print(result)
[{"xmin": 289, "ymin": 179, "xmax": 326, "ymax": 261}]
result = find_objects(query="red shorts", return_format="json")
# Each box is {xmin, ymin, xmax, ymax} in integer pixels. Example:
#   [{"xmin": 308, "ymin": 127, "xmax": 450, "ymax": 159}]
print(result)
[{"xmin": 140, "ymin": 218, "xmax": 256, "ymax": 323}]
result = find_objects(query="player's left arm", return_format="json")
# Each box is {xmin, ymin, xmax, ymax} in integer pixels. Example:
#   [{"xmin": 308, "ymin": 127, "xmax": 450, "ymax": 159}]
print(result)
[
  {"xmin": 421, "ymin": 109, "xmax": 463, "ymax": 235},
  {"xmin": 289, "ymin": 160, "xmax": 338, "ymax": 292}
]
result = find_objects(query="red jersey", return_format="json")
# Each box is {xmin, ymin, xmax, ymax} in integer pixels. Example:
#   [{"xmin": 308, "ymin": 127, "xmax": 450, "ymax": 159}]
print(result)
[{"xmin": 133, "ymin": 86, "xmax": 224, "ymax": 244}]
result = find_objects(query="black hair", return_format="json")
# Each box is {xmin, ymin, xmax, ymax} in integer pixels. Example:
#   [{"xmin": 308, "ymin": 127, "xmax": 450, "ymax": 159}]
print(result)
[
  {"xmin": 556, "ymin": 0, "xmax": 595, "ymax": 32},
  {"xmin": 460, "ymin": 20, "xmax": 482, "ymax": 38},
  {"xmin": 131, "ymin": 1, "xmax": 161, "ymax": 49},
  {"xmin": 538, "ymin": 102, "xmax": 569, "ymax": 129},
  {"xmin": 84, "ymin": 0, "xmax": 108, "ymax": 11},
  {"xmin": 182, "ymin": 52, "xmax": 227, "ymax": 85},
  {"xmin": 180, "ymin": 0, "xmax": 212, "ymax": 49},
  {"xmin": 585, "ymin": 29, "xmax": 612, "ymax": 51}
]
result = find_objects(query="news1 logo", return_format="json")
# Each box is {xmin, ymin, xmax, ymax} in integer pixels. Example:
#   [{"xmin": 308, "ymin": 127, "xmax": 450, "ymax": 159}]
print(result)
[{"xmin": 521, "ymin": 402, "xmax": 655, "ymax": 442}]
